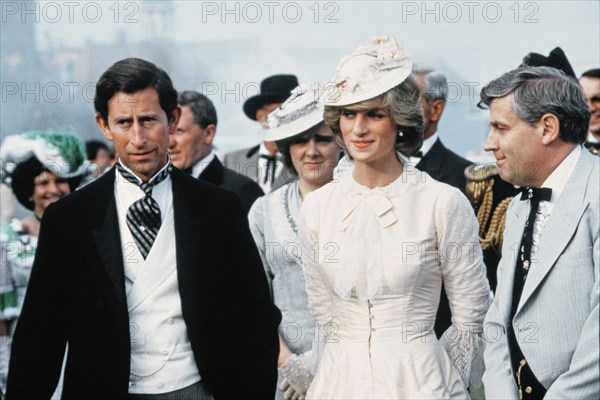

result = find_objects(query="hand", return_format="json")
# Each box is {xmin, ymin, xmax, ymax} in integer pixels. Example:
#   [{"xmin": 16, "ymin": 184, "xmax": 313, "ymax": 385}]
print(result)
[
  {"xmin": 279, "ymin": 378, "xmax": 304, "ymax": 400},
  {"xmin": 279, "ymin": 351, "xmax": 313, "ymax": 398}
]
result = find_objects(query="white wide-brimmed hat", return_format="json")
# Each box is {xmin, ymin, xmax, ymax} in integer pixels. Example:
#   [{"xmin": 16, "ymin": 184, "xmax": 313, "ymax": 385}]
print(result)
[
  {"xmin": 322, "ymin": 36, "xmax": 412, "ymax": 106},
  {"xmin": 264, "ymin": 84, "xmax": 325, "ymax": 142}
]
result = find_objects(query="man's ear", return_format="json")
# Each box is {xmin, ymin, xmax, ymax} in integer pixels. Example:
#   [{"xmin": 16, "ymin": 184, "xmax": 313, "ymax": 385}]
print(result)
[
  {"xmin": 95, "ymin": 113, "xmax": 113, "ymax": 141},
  {"xmin": 430, "ymin": 99, "xmax": 446, "ymax": 122},
  {"xmin": 539, "ymin": 113, "xmax": 560, "ymax": 145},
  {"xmin": 203, "ymin": 124, "xmax": 217, "ymax": 145},
  {"xmin": 168, "ymin": 106, "xmax": 182, "ymax": 135}
]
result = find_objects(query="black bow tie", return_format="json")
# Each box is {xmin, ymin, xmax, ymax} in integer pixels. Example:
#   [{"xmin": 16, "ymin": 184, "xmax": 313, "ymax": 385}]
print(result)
[
  {"xmin": 413, "ymin": 151, "xmax": 423, "ymax": 158},
  {"xmin": 519, "ymin": 187, "xmax": 552, "ymax": 202},
  {"xmin": 260, "ymin": 154, "xmax": 277, "ymax": 185},
  {"xmin": 585, "ymin": 141, "xmax": 600, "ymax": 155}
]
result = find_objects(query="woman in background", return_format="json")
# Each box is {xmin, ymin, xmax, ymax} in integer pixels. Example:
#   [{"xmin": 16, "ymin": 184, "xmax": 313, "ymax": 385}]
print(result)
[
  {"xmin": 0, "ymin": 131, "xmax": 87, "ymax": 396},
  {"xmin": 249, "ymin": 85, "xmax": 341, "ymax": 400}
]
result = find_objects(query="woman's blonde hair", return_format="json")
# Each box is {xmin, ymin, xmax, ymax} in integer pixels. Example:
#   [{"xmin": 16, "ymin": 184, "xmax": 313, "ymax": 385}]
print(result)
[{"xmin": 323, "ymin": 74, "xmax": 424, "ymax": 159}]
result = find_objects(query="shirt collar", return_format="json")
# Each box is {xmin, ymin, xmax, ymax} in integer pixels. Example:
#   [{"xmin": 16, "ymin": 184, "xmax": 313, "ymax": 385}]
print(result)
[
  {"xmin": 116, "ymin": 156, "xmax": 172, "ymax": 185},
  {"xmin": 420, "ymin": 132, "xmax": 438, "ymax": 157},
  {"xmin": 258, "ymin": 142, "xmax": 282, "ymax": 159},
  {"xmin": 541, "ymin": 145, "xmax": 582, "ymax": 203}
]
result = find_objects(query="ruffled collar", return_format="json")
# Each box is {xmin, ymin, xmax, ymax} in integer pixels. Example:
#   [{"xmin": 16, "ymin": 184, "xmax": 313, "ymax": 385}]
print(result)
[{"xmin": 337, "ymin": 155, "xmax": 422, "ymax": 232}]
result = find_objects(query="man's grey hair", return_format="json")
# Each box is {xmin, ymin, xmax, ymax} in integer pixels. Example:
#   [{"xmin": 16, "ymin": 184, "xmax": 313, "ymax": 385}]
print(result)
[
  {"xmin": 178, "ymin": 90, "xmax": 218, "ymax": 129},
  {"xmin": 478, "ymin": 66, "xmax": 590, "ymax": 144},
  {"xmin": 413, "ymin": 65, "xmax": 448, "ymax": 104}
]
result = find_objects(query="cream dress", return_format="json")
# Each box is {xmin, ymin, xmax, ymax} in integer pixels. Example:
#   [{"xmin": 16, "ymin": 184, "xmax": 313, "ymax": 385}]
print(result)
[{"xmin": 299, "ymin": 163, "xmax": 491, "ymax": 399}]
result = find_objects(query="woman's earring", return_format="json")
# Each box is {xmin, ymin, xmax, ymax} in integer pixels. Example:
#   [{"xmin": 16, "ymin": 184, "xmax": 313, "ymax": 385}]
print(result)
[{"xmin": 397, "ymin": 130, "xmax": 404, "ymax": 137}]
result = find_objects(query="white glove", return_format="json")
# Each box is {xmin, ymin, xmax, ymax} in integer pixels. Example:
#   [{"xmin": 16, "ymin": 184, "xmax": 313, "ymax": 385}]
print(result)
[
  {"xmin": 279, "ymin": 350, "xmax": 313, "ymax": 398},
  {"xmin": 279, "ymin": 378, "xmax": 304, "ymax": 400}
]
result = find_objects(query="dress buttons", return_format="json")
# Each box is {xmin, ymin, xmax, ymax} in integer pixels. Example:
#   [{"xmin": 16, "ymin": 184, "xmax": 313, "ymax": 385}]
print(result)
[
  {"xmin": 167, "ymin": 318, "xmax": 174, "ymax": 325},
  {"xmin": 157, "ymin": 383, "xmax": 164, "ymax": 389},
  {"xmin": 525, "ymin": 386, "xmax": 532, "ymax": 394},
  {"xmin": 162, "ymin": 350, "xmax": 168, "ymax": 356}
]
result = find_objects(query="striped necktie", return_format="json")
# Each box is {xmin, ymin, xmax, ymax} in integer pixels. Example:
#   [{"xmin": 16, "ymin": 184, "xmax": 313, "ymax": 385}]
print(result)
[{"xmin": 116, "ymin": 162, "xmax": 172, "ymax": 259}]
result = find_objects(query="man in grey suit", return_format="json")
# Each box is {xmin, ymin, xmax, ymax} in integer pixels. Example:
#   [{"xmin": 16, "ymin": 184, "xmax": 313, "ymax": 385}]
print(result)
[
  {"xmin": 223, "ymin": 74, "xmax": 298, "ymax": 194},
  {"xmin": 170, "ymin": 90, "xmax": 264, "ymax": 213},
  {"xmin": 480, "ymin": 66, "xmax": 599, "ymax": 399}
]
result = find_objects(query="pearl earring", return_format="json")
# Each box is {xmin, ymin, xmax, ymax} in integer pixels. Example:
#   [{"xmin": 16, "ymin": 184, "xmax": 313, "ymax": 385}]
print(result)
[{"xmin": 397, "ymin": 130, "xmax": 404, "ymax": 137}]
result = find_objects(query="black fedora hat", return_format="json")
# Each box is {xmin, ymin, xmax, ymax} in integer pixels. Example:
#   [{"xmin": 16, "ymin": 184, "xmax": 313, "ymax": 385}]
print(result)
[
  {"xmin": 243, "ymin": 74, "xmax": 299, "ymax": 120},
  {"xmin": 519, "ymin": 47, "xmax": 576, "ymax": 78}
]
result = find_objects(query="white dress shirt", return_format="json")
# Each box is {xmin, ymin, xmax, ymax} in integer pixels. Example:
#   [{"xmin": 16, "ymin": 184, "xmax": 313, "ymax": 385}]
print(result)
[
  {"xmin": 531, "ymin": 145, "xmax": 582, "ymax": 248},
  {"xmin": 257, "ymin": 142, "xmax": 284, "ymax": 194}
]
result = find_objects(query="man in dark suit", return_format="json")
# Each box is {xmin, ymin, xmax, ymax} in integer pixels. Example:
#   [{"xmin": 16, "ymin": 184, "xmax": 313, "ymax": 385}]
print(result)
[
  {"xmin": 413, "ymin": 66, "xmax": 473, "ymax": 192},
  {"xmin": 170, "ymin": 90, "xmax": 264, "ymax": 213},
  {"xmin": 6, "ymin": 58, "xmax": 280, "ymax": 400},
  {"xmin": 223, "ymin": 74, "xmax": 298, "ymax": 194},
  {"xmin": 579, "ymin": 68, "xmax": 600, "ymax": 155},
  {"xmin": 412, "ymin": 66, "xmax": 473, "ymax": 339}
]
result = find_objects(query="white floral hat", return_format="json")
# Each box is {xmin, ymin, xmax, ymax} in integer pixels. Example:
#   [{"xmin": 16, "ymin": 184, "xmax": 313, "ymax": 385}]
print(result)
[
  {"xmin": 264, "ymin": 84, "xmax": 325, "ymax": 142},
  {"xmin": 321, "ymin": 36, "xmax": 412, "ymax": 106}
]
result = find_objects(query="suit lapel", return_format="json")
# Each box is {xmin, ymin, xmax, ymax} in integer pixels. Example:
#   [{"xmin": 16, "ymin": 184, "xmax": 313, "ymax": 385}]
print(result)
[
  {"xmin": 90, "ymin": 169, "xmax": 127, "ymax": 307},
  {"xmin": 198, "ymin": 157, "xmax": 224, "ymax": 186},
  {"xmin": 246, "ymin": 148, "xmax": 260, "ymax": 181},
  {"xmin": 417, "ymin": 138, "xmax": 444, "ymax": 174},
  {"xmin": 517, "ymin": 151, "xmax": 594, "ymax": 313},
  {"xmin": 171, "ymin": 169, "xmax": 203, "ymax": 294},
  {"xmin": 498, "ymin": 198, "xmax": 528, "ymax": 320}
]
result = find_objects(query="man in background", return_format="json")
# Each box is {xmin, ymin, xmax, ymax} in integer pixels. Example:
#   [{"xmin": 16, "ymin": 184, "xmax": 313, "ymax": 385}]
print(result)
[
  {"xmin": 579, "ymin": 68, "xmax": 600, "ymax": 155},
  {"xmin": 412, "ymin": 66, "xmax": 472, "ymax": 192},
  {"xmin": 170, "ymin": 90, "xmax": 263, "ymax": 212},
  {"xmin": 224, "ymin": 74, "xmax": 298, "ymax": 193}
]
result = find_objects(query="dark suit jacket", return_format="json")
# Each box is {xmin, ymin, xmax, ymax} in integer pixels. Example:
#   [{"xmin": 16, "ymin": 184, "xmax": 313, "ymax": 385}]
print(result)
[
  {"xmin": 6, "ymin": 168, "xmax": 281, "ymax": 400},
  {"xmin": 417, "ymin": 139, "xmax": 473, "ymax": 338},
  {"xmin": 198, "ymin": 157, "xmax": 264, "ymax": 214},
  {"xmin": 223, "ymin": 145, "xmax": 295, "ymax": 192},
  {"xmin": 417, "ymin": 138, "xmax": 472, "ymax": 194}
]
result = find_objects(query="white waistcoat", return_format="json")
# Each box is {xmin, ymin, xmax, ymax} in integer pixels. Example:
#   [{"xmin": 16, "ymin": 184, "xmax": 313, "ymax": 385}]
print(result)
[{"xmin": 117, "ymin": 201, "xmax": 201, "ymax": 394}]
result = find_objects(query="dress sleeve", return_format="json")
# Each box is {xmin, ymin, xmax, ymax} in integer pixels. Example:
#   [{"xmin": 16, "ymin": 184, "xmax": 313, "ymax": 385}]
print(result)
[
  {"xmin": 299, "ymin": 192, "xmax": 337, "ymax": 374},
  {"xmin": 248, "ymin": 196, "xmax": 274, "ymax": 297},
  {"xmin": 435, "ymin": 189, "xmax": 492, "ymax": 388}
]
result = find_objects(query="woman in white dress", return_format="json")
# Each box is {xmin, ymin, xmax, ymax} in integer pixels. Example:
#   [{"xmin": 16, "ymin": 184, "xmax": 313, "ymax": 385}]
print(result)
[
  {"xmin": 299, "ymin": 37, "xmax": 491, "ymax": 399},
  {"xmin": 248, "ymin": 85, "xmax": 342, "ymax": 400}
]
